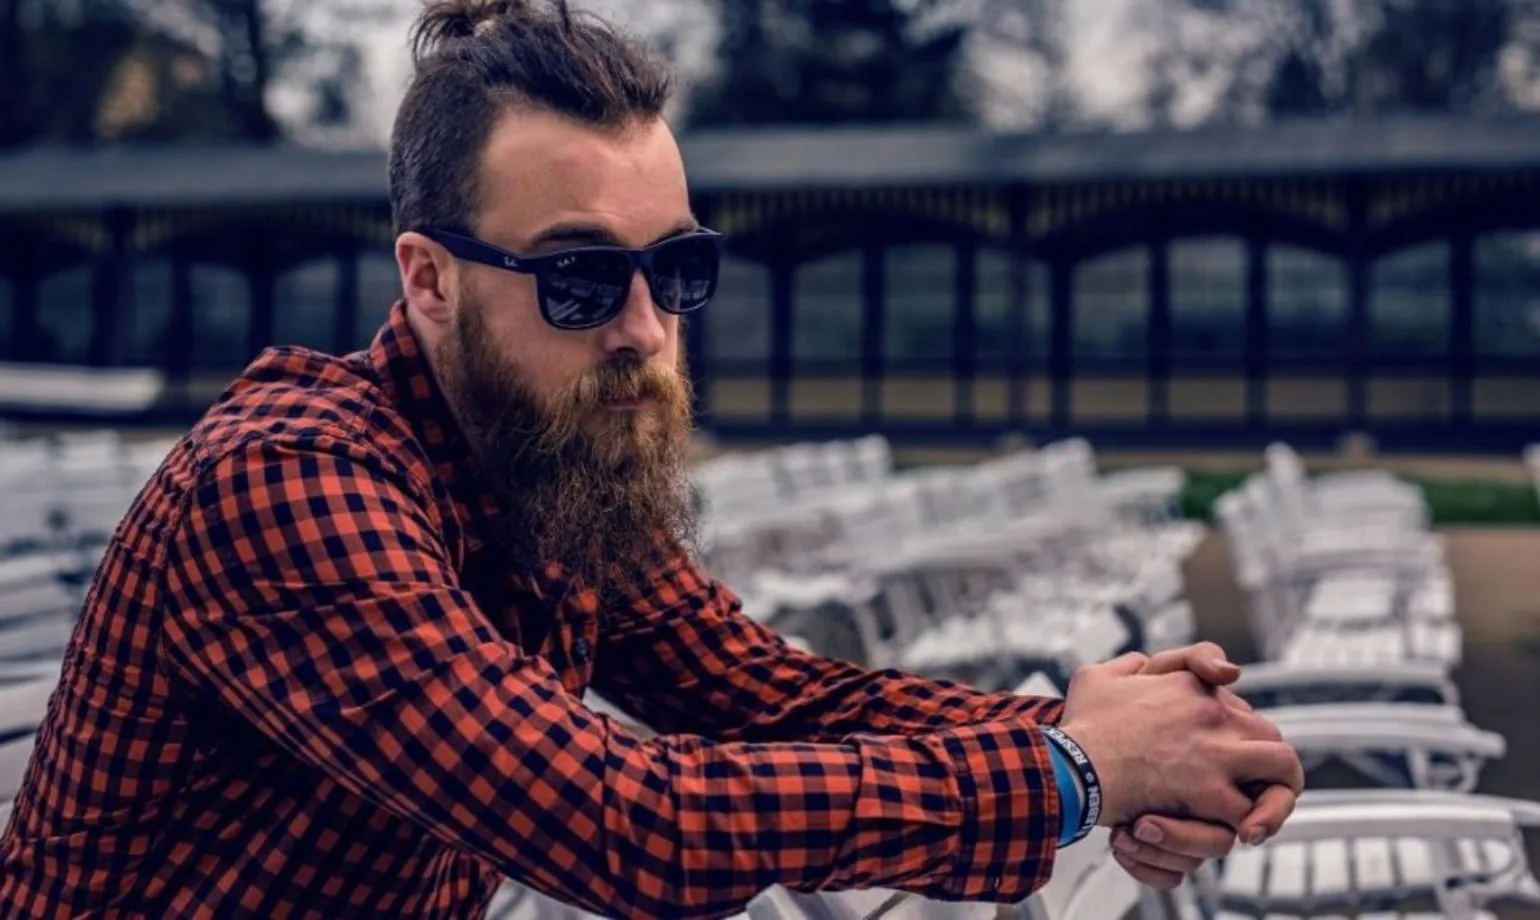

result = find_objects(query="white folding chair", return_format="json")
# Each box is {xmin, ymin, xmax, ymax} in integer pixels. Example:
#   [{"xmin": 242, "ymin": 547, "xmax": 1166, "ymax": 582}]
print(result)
[
  {"xmin": 1183, "ymin": 790, "xmax": 1540, "ymax": 919},
  {"xmin": 1016, "ymin": 827, "xmax": 1149, "ymax": 920},
  {"xmin": 1231, "ymin": 661, "xmax": 1458, "ymax": 708},
  {"xmin": 0, "ymin": 673, "xmax": 56, "ymax": 822},
  {"xmin": 484, "ymin": 881, "xmax": 611, "ymax": 920},
  {"xmin": 747, "ymin": 884, "xmax": 995, "ymax": 920},
  {"xmin": 0, "ymin": 674, "xmax": 57, "ymax": 740}
]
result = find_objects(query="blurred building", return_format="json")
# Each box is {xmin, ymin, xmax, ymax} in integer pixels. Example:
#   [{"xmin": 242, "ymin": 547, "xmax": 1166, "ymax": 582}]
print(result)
[{"xmin": 2, "ymin": 115, "xmax": 1540, "ymax": 451}]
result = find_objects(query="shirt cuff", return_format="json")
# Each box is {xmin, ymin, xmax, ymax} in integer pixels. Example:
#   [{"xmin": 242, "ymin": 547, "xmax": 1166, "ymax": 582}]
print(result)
[{"xmin": 922, "ymin": 720, "xmax": 1062, "ymax": 902}]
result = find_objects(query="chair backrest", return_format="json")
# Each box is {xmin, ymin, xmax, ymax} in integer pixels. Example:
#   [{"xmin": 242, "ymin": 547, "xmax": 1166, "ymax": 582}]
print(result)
[
  {"xmin": 747, "ymin": 886, "xmax": 996, "ymax": 920},
  {"xmin": 0, "ymin": 733, "xmax": 36, "ymax": 800},
  {"xmin": 910, "ymin": 466, "xmax": 995, "ymax": 532},
  {"xmin": 1017, "ymin": 828, "xmax": 1143, "ymax": 920},
  {"xmin": 849, "ymin": 435, "xmax": 893, "ymax": 482},
  {"xmin": 1013, "ymin": 671, "xmax": 1064, "ymax": 698},
  {"xmin": 827, "ymin": 479, "xmax": 927, "ymax": 565},
  {"xmin": 1189, "ymin": 791, "xmax": 1540, "ymax": 918},
  {"xmin": 0, "ymin": 616, "xmax": 75, "ymax": 663},
  {"xmin": 1264, "ymin": 442, "xmax": 1306, "ymax": 486},
  {"xmin": 975, "ymin": 449, "xmax": 1051, "ymax": 517},
  {"xmin": 695, "ymin": 452, "xmax": 783, "ymax": 520},
  {"xmin": 0, "ymin": 552, "xmax": 80, "ymax": 627},
  {"xmin": 1040, "ymin": 439, "xmax": 1100, "ymax": 501},
  {"xmin": 774, "ymin": 441, "xmax": 875, "ymax": 499},
  {"xmin": 0, "ymin": 675, "xmax": 57, "ymax": 738}
]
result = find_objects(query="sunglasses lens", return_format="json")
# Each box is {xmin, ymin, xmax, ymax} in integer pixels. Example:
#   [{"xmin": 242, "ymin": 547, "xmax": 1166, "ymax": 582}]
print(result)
[
  {"xmin": 542, "ymin": 251, "xmax": 633, "ymax": 328},
  {"xmin": 647, "ymin": 236, "xmax": 720, "ymax": 313}
]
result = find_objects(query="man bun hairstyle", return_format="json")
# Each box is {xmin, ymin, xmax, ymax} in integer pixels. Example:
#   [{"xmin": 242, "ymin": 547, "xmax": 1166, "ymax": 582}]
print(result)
[{"xmin": 389, "ymin": 0, "xmax": 674, "ymax": 237}]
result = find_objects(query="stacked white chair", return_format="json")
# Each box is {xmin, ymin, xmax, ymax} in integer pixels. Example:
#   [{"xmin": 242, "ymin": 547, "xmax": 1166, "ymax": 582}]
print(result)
[
  {"xmin": 700, "ymin": 437, "xmax": 1208, "ymax": 680},
  {"xmin": 0, "ymin": 668, "xmax": 62, "ymax": 834},
  {"xmin": 1214, "ymin": 447, "xmax": 1459, "ymax": 672}
]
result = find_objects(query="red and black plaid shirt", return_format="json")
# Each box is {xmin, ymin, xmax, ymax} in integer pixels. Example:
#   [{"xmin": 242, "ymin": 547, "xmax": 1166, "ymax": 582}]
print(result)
[{"xmin": 1, "ymin": 303, "xmax": 1064, "ymax": 919}]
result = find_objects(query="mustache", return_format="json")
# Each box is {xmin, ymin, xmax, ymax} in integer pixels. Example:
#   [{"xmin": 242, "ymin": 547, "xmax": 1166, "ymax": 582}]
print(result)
[
  {"xmin": 577, "ymin": 357, "xmax": 679, "ymax": 406},
  {"xmin": 527, "ymin": 356, "xmax": 688, "ymax": 457}
]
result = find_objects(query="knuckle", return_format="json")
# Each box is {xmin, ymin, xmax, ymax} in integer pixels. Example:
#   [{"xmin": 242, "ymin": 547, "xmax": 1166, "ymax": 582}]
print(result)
[
  {"xmin": 1194, "ymin": 693, "xmax": 1228, "ymax": 727},
  {"xmin": 1248, "ymin": 714, "xmax": 1284, "ymax": 742}
]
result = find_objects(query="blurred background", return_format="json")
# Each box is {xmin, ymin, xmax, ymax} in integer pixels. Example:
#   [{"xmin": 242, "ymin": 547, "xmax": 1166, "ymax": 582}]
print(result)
[
  {"xmin": 3, "ymin": 3, "xmax": 1540, "ymax": 915},
  {"xmin": 3, "ymin": 0, "xmax": 1540, "ymax": 454}
]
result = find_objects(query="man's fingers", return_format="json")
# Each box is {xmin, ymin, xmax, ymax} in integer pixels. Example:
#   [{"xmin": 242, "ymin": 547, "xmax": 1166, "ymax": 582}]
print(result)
[
  {"xmin": 1222, "ymin": 741, "xmax": 1305, "ymax": 794},
  {"xmin": 1236, "ymin": 783, "xmax": 1299, "ymax": 845},
  {"xmin": 1122, "ymin": 816, "xmax": 1236, "ymax": 860},
  {"xmin": 1111, "ymin": 849, "xmax": 1185, "ymax": 892},
  {"xmin": 1215, "ymin": 686, "xmax": 1254, "ymax": 713},
  {"xmin": 1099, "ymin": 651, "xmax": 1151, "ymax": 677},
  {"xmin": 1111, "ymin": 829, "xmax": 1205, "ymax": 875},
  {"xmin": 1188, "ymin": 781, "xmax": 1256, "ymax": 829},
  {"xmin": 1139, "ymin": 642, "xmax": 1241, "ymax": 686},
  {"xmin": 1226, "ymin": 707, "xmax": 1284, "ymax": 743}
]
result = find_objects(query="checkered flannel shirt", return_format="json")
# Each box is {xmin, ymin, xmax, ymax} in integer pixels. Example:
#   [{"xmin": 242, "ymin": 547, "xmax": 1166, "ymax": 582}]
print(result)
[{"xmin": 0, "ymin": 302, "xmax": 1065, "ymax": 919}]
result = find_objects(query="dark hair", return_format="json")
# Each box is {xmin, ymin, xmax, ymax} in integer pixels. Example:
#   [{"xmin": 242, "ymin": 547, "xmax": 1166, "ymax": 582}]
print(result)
[{"xmin": 388, "ymin": 0, "xmax": 673, "ymax": 236}]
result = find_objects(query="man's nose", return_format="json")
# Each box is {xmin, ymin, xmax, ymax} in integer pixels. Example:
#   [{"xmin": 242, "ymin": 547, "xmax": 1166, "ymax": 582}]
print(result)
[{"xmin": 599, "ymin": 271, "xmax": 668, "ymax": 359}]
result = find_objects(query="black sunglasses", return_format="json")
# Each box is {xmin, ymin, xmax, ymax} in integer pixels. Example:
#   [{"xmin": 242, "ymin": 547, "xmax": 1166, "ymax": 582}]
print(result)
[{"xmin": 422, "ymin": 227, "xmax": 725, "ymax": 331}]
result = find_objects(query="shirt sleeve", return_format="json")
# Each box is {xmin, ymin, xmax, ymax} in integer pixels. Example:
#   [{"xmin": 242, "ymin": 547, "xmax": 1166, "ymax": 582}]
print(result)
[
  {"xmin": 589, "ymin": 551, "xmax": 1065, "ymax": 744},
  {"xmin": 156, "ymin": 431, "xmax": 1063, "ymax": 918}
]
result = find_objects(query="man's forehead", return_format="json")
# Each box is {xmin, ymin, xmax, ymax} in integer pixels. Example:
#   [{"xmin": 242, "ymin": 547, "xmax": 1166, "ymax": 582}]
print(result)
[{"xmin": 475, "ymin": 108, "xmax": 691, "ymax": 248}]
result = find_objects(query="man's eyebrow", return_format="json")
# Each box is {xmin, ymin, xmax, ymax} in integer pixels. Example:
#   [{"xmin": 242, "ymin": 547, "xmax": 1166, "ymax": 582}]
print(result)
[{"xmin": 527, "ymin": 218, "xmax": 701, "ymax": 250}]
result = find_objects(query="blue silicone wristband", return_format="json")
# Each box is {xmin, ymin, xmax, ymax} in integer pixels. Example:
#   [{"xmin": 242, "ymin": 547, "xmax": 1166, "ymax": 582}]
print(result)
[
  {"xmin": 1048, "ymin": 741, "xmax": 1083, "ymax": 847},
  {"xmin": 1042, "ymin": 725, "xmax": 1101, "ymax": 845}
]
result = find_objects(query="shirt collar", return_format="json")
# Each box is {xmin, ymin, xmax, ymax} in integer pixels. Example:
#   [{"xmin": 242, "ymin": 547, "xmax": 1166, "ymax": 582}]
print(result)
[
  {"xmin": 363, "ymin": 301, "xmax": 649, "ymax": 615},
  {"xmin": 366, "ymin": 300, "xmax": 506, "ymax": 558}
]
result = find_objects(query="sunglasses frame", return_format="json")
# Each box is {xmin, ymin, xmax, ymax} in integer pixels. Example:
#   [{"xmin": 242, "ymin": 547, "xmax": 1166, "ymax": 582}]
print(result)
[{"xmin": 421, "ymin": 227, "xmax": 726, "ymax": 331}]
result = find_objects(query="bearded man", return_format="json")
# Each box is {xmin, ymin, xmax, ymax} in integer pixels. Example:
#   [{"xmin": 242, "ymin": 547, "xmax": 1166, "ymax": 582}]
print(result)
[{"xmin": 0, "ymin": 1, "xmax": 1302, "ymax": 918}]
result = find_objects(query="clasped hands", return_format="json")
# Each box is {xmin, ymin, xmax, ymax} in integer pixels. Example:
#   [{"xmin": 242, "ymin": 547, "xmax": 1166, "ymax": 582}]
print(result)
[{"xmin": 1057, "ymin": 641, "xmax": 1304, "ymax": 891}]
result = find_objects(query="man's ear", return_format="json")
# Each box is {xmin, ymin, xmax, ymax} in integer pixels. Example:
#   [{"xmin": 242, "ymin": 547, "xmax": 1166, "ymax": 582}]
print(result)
[{"xmin": 397, "ymin": 231, "xmax": 456, "ymax": 326}]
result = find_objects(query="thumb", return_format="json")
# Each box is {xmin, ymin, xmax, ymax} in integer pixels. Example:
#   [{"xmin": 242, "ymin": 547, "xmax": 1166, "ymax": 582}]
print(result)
[
  {"xmin": 1190, "ymin": 656, "xmax": 1244, "ymax": 686},
  {"xmin": 1099, "ymin": 651, "xmax": 1151, "ymax": 677},
  {"xmin": 1141, "ymin": 643, "xmax": 1243, "ymax": 686}
]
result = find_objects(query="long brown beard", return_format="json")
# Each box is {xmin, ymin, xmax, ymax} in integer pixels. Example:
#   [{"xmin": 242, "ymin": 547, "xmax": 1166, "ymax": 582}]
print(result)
[{"xmin": 434, "ymin": 300, "xmax": 697, "ymax": 588}]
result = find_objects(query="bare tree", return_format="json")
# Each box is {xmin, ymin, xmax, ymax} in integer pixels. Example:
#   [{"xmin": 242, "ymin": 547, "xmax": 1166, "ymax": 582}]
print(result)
[
  {"xmin": 1148, "ymin": 0, "xmax": 1540, "ymax": 125},
  {"xmin": 138, "ymin": 0, "xmax": 389, "ymax": 141}
]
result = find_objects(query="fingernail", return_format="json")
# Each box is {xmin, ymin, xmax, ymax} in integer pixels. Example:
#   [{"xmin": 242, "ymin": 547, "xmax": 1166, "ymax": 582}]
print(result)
[
  {"xmin": 1113, "ymin": 835, "xmax": 1139, "ymax": 855},
  {"xmin": 1246, "ymin": 826, "xmax": 1267, "ymax": 846},
  {"xmin": 1208, "ymin": 658, "xmax": 1237, "ymax": 672},
  {"xmin": 1135, "ymin": 823, "xmax": 1164, "ymax": 845}
]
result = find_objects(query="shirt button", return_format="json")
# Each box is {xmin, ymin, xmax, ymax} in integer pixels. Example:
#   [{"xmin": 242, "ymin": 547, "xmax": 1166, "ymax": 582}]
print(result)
[{"xmin": 572, "ymin": 638, "xmax": 590, "ymax": 662}]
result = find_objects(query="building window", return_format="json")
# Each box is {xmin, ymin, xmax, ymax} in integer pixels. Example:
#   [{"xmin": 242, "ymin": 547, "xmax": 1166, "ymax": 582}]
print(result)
[
  {"xmin": 190, "ymin": 264, "xmax": 252, "ymax": 369},
  {"xmin": 1073, "ymin": 248, "xmax": 1148, "ymax": 363},
  {"xmin": 275, "ymin": 259, "xmax": 341, "ymax": 353},
  {"xmin": 884, "ymin": 243, "xmax": 954, "ymax": 365},
  {"xmin": 1474, "ymin": 231, "xmax": 1540, "ymax": 358},
  {"xmin": 708, "ymin": 255, "xmax": 771, "ymax": 367},
  {"xmin": 975, "ymin": 249, "xmax": 1048, "ymax": 370},
  {"xmin": 1268, "ymin": 245, "xmax": 1346, "ymax": 362},
  {"xmin": 1171, "ymin": 237, "xmax": 1245, "ymax": 363},
  {"xmin": 36, "ymin": 265, "xmax": 94, "ymax": 364},
  {"xmin": 793, "ymin": 251, "xmax": 862, "ymax": 365},
  {"xmin": 126, "ymin": 259, "xmax": 174, "ymax": 366},
  {"xmin": 356, "ymin": 251, "xmax": 400, "ymax": 348},
  {"xmin": 1371, "ymin": 243, "xmax": 1449, "ymax": 359}
]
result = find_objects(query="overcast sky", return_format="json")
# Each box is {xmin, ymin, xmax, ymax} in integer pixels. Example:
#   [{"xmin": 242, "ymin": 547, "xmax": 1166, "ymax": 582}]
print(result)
[{"xmin": 304, "ymin": 0, "xmax": 1152, "ymax": 148}]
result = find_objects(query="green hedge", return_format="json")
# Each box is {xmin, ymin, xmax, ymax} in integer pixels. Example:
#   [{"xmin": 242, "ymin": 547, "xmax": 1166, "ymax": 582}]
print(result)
[{"xmin": 1179, "ymin": 470, "xmax": 1540, "ymax": 525}]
